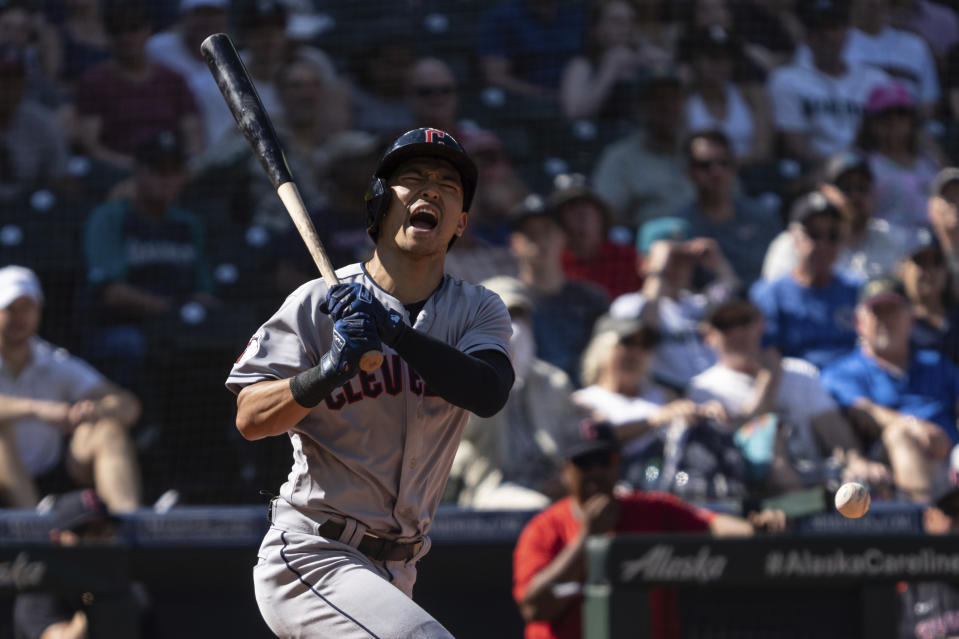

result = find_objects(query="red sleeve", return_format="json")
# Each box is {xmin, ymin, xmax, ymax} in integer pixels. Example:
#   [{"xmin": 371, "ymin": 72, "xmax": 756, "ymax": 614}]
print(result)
[
  {"xmin": 656, "ymin": 493, "xmax": 715, "ymax": 532},
  {"xmin": 512, "ymin": 505, "xmax": 568, "ymax": 604},
  {"xmin": 619, "ymin": 492, "xmax": 715, "ymax": 533}
]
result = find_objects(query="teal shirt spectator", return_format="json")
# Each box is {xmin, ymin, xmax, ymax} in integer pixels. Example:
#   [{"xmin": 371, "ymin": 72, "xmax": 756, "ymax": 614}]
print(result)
[
  {"xmin": 821, "ymin": 347, "xmax": 959, "ymax": 445},
  {"xmin": 84, "ymin": 199, "xmax": 214, "ymax": 305}
]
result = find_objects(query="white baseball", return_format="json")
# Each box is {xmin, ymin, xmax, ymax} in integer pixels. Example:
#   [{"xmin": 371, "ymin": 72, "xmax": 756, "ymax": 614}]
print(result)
[{"xmin": 834, "ymin": 482, "xmax": 870, "ymax": 518}]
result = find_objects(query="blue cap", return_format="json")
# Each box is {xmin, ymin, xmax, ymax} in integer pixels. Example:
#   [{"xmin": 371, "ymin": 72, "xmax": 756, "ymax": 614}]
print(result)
[{"xmin": 636, "ymin": 216, "xmax": 690, "ymax": 254}]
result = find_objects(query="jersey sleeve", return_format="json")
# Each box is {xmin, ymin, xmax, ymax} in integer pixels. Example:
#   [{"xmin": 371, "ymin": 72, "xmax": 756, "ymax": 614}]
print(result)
[
  {"xmin": 654, "ymin": 493, "xmax": 715, "ymax": 532},
  {"xmin": 454, "ymin": 287, "xmax": 512, "ymax": 360},
  {"xmin": 225, "ymin": 282, "xmax": 330, "ymax": 394},
  {"xmin": 84, "ymin": 203, "xmax": 128, "ymax": 286}
]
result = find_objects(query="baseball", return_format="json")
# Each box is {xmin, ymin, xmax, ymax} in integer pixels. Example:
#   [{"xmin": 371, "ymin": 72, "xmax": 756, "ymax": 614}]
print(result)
[{"xmin": 834, "ymin": 482, "xmax": 870, "ymax": 518}]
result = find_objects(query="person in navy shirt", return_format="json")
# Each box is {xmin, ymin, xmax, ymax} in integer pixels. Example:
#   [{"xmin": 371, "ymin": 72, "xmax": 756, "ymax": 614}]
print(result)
[
  {"xmin": 821, "ymin": 277, "xmax": 956, "ymax": 502},
  {"xmin": 749, "ymin": 191, "xmax": 858, "ymax": 370}
]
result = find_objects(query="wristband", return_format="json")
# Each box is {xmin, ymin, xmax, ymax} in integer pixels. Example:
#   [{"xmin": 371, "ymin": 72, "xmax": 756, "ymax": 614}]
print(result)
[{"xmin": 290, "ymin": 364, "xmax": 340, "ymax": 408}]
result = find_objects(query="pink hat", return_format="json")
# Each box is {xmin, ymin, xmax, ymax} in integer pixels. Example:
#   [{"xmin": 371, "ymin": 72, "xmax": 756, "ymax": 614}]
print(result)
[{"xmin": 865, "ymin": 81, "xmax": 915, "ymax": 114}]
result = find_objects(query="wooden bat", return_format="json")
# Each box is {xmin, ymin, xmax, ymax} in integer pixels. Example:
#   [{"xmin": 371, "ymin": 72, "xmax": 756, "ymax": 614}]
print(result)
[{"xmin": 200, "ymin": 32, "xmax": 383, "ymax": 372}]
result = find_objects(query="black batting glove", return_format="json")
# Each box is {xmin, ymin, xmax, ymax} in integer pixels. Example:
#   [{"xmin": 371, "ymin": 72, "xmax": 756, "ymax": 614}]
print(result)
[{"xmin": 320, "ymin": 283, "xmax": 407, "ymax": 347}]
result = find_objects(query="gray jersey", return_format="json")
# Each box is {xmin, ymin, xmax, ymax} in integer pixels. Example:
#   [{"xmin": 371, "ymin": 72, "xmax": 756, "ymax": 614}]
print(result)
[{"xmin": 226, "ymin": 262, "xmax": 511, "ymax": 540}]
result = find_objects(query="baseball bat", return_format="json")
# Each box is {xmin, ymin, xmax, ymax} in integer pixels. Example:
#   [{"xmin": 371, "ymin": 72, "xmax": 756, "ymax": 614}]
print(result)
[{"xmin": 200, "ymin": 33, "xmax": 383, "ymax": 372}]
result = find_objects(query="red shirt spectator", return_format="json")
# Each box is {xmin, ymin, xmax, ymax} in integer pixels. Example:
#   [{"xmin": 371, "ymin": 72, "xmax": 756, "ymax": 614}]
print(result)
[
  {"xmin": 513, "ymin": 491, "xmax": 714, "ymax": 639},
  {"xmin": 561, "ymin": 241, "xmax": 640, "ymax": 300}
]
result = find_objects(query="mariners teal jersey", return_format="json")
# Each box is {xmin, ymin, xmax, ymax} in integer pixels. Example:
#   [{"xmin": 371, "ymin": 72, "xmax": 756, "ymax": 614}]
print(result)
[{"xmin": 226, "ymin": 262, "xmax": 512, "ymax": 540}]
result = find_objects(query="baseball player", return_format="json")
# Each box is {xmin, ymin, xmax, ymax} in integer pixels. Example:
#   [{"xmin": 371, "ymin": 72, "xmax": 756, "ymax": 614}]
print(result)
[{"xmin": 226, "ymin": 128, "xmax": 514, "ymax": 638}]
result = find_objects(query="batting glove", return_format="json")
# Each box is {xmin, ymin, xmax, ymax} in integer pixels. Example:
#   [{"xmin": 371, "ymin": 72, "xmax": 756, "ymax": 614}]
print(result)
[
  {"xmin": 320, "ymin": 283, "xmax": 407, "ymax": 347},
  {"xmin": 319, "ymin": 312, "xmax": 382, "ymax": 382}
]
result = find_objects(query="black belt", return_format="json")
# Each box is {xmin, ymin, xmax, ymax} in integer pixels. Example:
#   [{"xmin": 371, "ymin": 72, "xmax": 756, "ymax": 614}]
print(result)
[
  {"xmin": 317, "ymin": 518, "xmax": 423, "ymax": 562},
  {"xmin": 267, "ymin": 500, "xmax": 422, "ymax": 562}
]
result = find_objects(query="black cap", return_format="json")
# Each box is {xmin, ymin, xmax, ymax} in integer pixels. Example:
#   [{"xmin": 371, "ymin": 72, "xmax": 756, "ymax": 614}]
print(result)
[
  {"xmin": 374, "ymin": 127, "xmax": 478, "ymax": 212},
  {"xmin": 796, "ymin": 0, "xmax": 849, "ymax": 30},
  {"xmin": 823, "ymin": 151, "xmax": 872, "ymax": 185},
  {"xmin": 103, "ymin": 0, "xmax": 150, "ymax": 35},
  {"xmin": 547, "ymin": 176, "xmax": 611, "ymax": 225},
  {"xmin": 508, "ymin": 194, "xmax": 558, "ymax": 232},
  {"xmin": 561, "ymin": 420, "xmax": 620, "ymax": 462},
  {"xmin": 49, "ymin": 489, "xmax": 119, "ymax": 532},
  {"xmin": 237, "ymin": 0, "xmax": 288, "ymax": 30},
  {"xmin": 134, "ymin": 130, "xmax": 186, "ymax": 170},
  {"xmin": 789, "ymin": 191, "xmax": 842, "ymax": 225},
  {"xmin": 857, "ymin": 277, "xmax": 908, "ymax": 307},
  {"xmin": 636, "ymin": 64, "xmax": 682, "ymax": 95}
]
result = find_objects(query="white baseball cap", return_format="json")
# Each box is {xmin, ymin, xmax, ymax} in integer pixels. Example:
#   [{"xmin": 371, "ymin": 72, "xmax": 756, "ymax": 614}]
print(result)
[{"xmin": 0, "ymin": 265, "xmax": 44, "ymax": 309}]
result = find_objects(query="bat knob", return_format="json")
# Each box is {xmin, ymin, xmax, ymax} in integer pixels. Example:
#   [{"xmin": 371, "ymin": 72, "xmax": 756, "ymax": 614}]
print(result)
[{"xmin": 359, "ymin": 350, "xmax": 384, "ymax": 372}]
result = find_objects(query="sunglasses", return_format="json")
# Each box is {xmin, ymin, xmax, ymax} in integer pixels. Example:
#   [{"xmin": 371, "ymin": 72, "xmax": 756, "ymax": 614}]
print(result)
[
  {"xmin": 413, "ymin": 86, "xmax": 455, "ymax": 98},
  {"xmin": 691, "ymin": 158, "xmax": 733, "ymax": 171}
]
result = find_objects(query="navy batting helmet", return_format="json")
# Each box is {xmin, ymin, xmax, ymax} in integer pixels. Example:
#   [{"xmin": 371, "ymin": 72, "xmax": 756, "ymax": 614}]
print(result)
[{"xmin": 364, "ymin": 127, "xmax": 478, "ymax": 243}]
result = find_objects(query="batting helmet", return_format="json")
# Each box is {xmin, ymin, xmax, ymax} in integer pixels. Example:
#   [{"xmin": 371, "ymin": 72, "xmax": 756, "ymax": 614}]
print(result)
[{"xmin": 364, "ymin": 127, "xmax": 478, "ymax": 243}]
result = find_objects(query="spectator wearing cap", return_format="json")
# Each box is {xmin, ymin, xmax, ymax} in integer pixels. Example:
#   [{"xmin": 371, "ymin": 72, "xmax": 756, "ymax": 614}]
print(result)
[
  {"xmin": 72, "ymin": 0, "xmax": 202, "ymax": 173},
  {"xmin": 272, "ymin": 130, "xmax": 379, "ymax": 295},
  {"xmin": 345, "ymin": 24, "xmax": 417, "ymax": 138},
  {"xmin": 767, "ymin": 0, "xmax": 889, "ymax": 166},
  {"xmin": 558, "ymin": 0, "xmax": 650, "ymax": 122},
  {"xmin": 144, "ymin": 0, "xmax": 231, "ymax": 150},
  {"xmin": 512, "ymin": 423, "xmax": 785, "ymax": 639},
  {"xmin": 83, "ymin": 130, "xmax": 216, "ymax": 395},
  {"xmin": 12, "ymin": 488, "xmax": 153, "ymax": 639},
  {"xmin": 477, "ymin": 0, "xmax": 588, "ymax": 100},
  {"xmin": 750, "ymin": 191, "xmax": 860, "ymax": 370},
  {"xmin": 508, "ymin": 197, "xmax": 609, "ymax": 386},
  {"xmin": 897, "ymin": 444, "xmax": 959, "ymax": 638},
  {"xmin": 689, "ymin": 297, "xmax": 890, "ymax": 495},
  {"xmin": 609, "ymin": 217, "xmax": 739, "ymax": 393},
  {"xmin": 592, "ymin": 65, "xmax": 695, "ymax": 230},
  {"xmin": 0, "ymin": 267, "xmax": 141, "ymax": 511},
  {"xmin": 236, "ymin": 0, "xmax": 291, "ymax": 115},
  {"xmin": 821, "ymin": 277, "xmax": 958, "ymax": 501},
  {"xmin": 550, "ymin": 178, "xmax": 640, "ymax": 300},
  {"xmin": 0, "ymin": 44, "xmax": 70, "ymax": 203},
  {"xmin": 444, "ymin": 132, "xmax": 529, "ymax": 284},
  {"xmin": 679, "ymin": 25, "xmax": 773, "ymax": 165},
  {"xmin": 449, "ymin": 275, "xmax": 581, "ymax": 510},
  {"xmin": 898, "ymin": 227, "xmax": 959, "ymax": 365},
  {"xmin": 856, "ymin": 80, "xmax": 943, "ymax": 231},
  {"xmin": 676, "ymin": 129, "xmax": 781, "ymax": 286},
  {"xmin": 762, "ymin": 153, "xmax": 908, "ymax": 282}
]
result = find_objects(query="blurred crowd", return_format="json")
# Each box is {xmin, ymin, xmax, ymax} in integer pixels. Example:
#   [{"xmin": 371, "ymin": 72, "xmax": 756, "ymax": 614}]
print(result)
[{"xmin": 3, "ymin": 0, "xmax": 959, "ymax": 523}]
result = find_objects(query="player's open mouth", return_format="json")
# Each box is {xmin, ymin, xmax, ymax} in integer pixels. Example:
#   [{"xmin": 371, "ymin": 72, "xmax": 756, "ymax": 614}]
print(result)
[{"xmin": 409, "ymin": 209, "xmax": 438, "ymax": 230}]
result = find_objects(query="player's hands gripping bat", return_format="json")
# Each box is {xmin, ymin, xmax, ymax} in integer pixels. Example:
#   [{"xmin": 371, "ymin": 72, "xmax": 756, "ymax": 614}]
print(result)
[
  {"xmin": 200, "ymin": 32, "xmax": 383, "ymax": 372},
  {"xmin": 321, "ymin": 283, "xmax": 408, "ymax": 347}
]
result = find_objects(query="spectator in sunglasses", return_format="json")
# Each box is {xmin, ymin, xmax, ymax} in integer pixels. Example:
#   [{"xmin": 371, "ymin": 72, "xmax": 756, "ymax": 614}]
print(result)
[
  {"xmin": 899, "ymin": 227, "xmax": 959, "ymax": 365},
  {"xmin": 762, "ymin": 152, "xmax": 909, "ymax": 282},
  {"xmin": 751, "ymin": 191, "xmax": 860, "ymax": 370},
  {"xmin": 512, "ymin": 423, "xmax": 786, "ymax": 639},
  {"xmin": 821, "ymin": 277, "xmax": 957, "ymax": 501},
  {"xmin": 856, "ymin": 81, "xmax": 943, "ymax": 231},
  {"xmin": 689, "ymin": 297, "xmax": 890, "ymax": 496},
  {"xmin": 406, "ymin": 57, "xmax": 464, "ymax": 138},
  {"xmin": 677, "ymin": 129, "xmax": 781, "ymax": 286}
]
